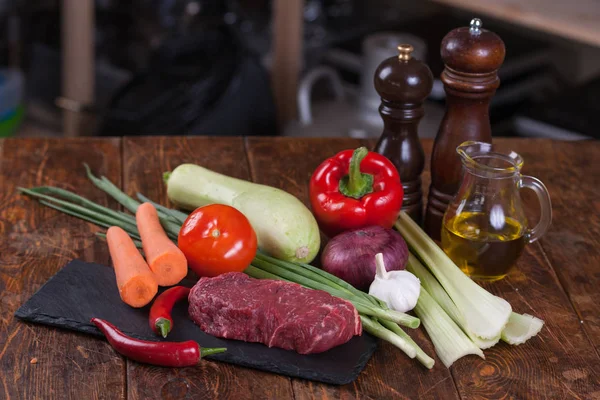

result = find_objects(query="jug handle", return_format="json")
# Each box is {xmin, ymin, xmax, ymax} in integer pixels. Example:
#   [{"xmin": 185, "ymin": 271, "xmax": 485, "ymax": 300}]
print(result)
[{"xmin": 519, "ymin": 175, "xmax": 552, "ymax": 243}]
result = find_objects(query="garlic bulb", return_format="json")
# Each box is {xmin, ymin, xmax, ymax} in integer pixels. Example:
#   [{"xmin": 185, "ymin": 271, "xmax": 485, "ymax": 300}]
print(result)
[{"xmin": 369, "ymin": 253, "xmax": 420, "ymax": 312}]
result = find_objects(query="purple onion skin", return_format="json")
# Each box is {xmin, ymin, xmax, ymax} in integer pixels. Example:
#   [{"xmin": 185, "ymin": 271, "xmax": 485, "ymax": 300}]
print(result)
[{"xmin": 321, "ymin": 225, "xmax": 409, "ymax": 291}]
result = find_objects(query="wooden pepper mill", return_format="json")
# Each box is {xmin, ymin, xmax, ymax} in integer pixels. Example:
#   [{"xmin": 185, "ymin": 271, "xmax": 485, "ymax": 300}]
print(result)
[
  {"xmin": 374, "ymin": 44, "xmax": 433, "ymax": 223},
  {"xmin": 424, "ymin": 18, "xmax": 506, "ymax": 239}
]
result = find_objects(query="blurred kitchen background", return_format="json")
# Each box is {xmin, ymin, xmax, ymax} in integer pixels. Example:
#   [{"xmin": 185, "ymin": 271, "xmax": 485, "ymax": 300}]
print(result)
[{"xmin": 1, "ymin": 0, "xmax": 599, "ymax": 140}]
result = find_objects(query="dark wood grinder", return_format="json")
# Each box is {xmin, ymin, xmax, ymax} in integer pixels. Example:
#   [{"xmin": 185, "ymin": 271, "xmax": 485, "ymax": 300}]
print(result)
[
  {"xmin": 424, "ymin": 18, "xmax": 506, "ymax": 239},
  {"xmin": 374, "ymin": 44, "xmax": 433, "ymax": 223}
]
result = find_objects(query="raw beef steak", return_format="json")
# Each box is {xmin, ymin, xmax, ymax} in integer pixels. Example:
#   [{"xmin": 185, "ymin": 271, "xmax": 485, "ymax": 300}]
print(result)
[{"xmin": 188, "ymin": 272, "xmax": 361, "ymax": 354}]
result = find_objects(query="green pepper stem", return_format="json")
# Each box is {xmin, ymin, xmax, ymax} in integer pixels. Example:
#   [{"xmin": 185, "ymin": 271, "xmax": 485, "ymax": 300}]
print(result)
[
  {"xmin": 155, "ymin": 318, "xmax": 171, "ymax": 338},
  {"xmin": 339, "ymin": 147, "xmax": 374, "ymax": 199},
  {"xmin": 200, "ymin": 347, "xmax": 227, "ymax": 358},
  {"xmin": 163, "ymin": 171, "xmax": 172, "ymax": 185}
]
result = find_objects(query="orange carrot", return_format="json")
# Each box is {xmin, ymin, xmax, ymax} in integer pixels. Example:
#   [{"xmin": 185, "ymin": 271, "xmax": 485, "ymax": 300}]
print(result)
[
  {"xmin": 136, "ymin": 202, "xmax": 188, "ymax": 286},
  {"xmin": 107, "ymin": 226, "xmax": 158, "ymax": 308}
]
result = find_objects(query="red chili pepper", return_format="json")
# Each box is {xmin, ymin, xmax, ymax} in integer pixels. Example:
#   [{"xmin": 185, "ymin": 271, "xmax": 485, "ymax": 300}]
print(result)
[
  {"xmin": 149, "ymin": 286, "xmax": 191, "ymax": 338},
  {"xmin": 309, "ymin": 147, "xmax": 403, "ymax": 237},
  {"xmin": 91, "ymin": 318, "xmax": 226, "ymax": 367}
]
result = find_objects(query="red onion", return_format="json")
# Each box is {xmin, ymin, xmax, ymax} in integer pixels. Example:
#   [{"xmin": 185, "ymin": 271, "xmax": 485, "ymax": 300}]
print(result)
[{"xmin": 321, "ymin": 226, "xmax": 409, "ymax": 290}]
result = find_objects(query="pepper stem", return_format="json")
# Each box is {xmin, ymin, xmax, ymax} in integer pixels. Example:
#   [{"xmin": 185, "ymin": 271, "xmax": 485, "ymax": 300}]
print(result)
[
  {"xmin": 163, "ymin": 171, "xmax": 171, "ymax": 184},
  {"xmin": 200, "ymin": 347, "xmax": 227, "ymax": 358},
  {"xmin": 339, "ymin": 147, "xmax": 374, "ymax": 199},
  {"xmin": 155, "ymin": 318, "xmax": 171, "ymax": 339}
]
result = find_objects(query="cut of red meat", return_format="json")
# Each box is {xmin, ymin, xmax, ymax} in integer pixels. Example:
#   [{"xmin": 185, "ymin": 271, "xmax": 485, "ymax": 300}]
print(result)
[{"xmin": 188, "ymin": 272, "xmax": 361, "ymax": 354}]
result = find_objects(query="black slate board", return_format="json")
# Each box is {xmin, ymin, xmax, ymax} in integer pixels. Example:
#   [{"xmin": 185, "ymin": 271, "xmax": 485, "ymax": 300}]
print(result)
[{"xmin": 15, "ymin": 260, "xmax": 377, "ymax": 385}]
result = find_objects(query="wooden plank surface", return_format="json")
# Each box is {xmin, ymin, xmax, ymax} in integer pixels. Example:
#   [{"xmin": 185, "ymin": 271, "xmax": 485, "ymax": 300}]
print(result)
[
  {"xmin": 0, "ymin": 138, "xmax": 125, "ymax": 399},
  {"xmin": 245, "ymin": 137, "xmax": 460, "ymax": 400},
  {"xmin": 122, "ymin": 137, "xmax": 295, "ymax": 400},
  {"xmin": 1, "ymin": 136, "xmax": 599, "ymax": 399},
  {"xmin": 525, "ymin": 141, "xmax": 600, "ymax": 353},
  {"xmin": 430, "ymin": 0, "xmax": 600, "ymax": 47}
]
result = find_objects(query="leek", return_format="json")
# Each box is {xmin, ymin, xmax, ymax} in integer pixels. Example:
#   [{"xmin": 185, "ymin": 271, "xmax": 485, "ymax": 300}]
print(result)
[
  {"xmin": 413, "ymin": 286, "xmax": 484, "ymax": 368},
  {"xmin": 501, "ymin": 312, "xmax": 544, "ymax": 345},
  {"xmin": 395, "ymin": 212, "xmax": 512, "ymax": 340},
  {"xmin": 406, "ymin": 254, "xmax": 500, "ymax": 349}
]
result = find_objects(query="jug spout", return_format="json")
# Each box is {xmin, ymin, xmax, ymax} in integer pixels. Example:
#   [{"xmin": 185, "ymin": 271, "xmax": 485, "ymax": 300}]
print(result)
[{"xmin": 456, "ymin": 141, "xmax": 523, "ymax": 178}]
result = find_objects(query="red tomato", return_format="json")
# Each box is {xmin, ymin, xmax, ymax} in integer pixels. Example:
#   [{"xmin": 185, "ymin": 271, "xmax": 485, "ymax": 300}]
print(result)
[{"xmin": 178, "ymin": 204, "xmax": 257, "ymax": 277}]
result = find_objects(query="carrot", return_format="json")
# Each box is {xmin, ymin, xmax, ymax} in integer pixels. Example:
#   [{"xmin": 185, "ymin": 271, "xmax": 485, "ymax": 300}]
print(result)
[
  {"xmin": 107, "ymin": 226, "xmax": 158, "ymax": 308},
  {"xmin": 136, "ymin": 202, "xmax": 188, "ymax": 286}
]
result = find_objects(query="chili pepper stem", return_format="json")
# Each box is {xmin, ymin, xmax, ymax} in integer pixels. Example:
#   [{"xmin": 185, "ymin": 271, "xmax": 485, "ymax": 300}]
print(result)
[
  {"xmin": 339, "ymin": 147, "xmax": 374, "ymax": 199},
  {"xmin": 155, "ymin": 318, "xmax": 171, "ymax": 338},
  {"xmin": 200, "ymin": 347, "xmax": 227, "ymax": 358}
]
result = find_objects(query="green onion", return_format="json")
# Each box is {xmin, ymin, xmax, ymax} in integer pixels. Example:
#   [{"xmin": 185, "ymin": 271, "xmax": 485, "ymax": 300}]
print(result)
[
  {"xmin": 360, "ymin": 316, "xmax": 416, "ymax": 359},
  {"xmin": 251, "ymin": 258, "xmax": 420, "ymax": 329},
  {"xmin": 414, "ymin": 286, "xmax": 484, "ymax": 368},
  {"xmin": 395, "ymin": 212, "xmax": 512, "ymax": 340},
  {"xmin": 255, "ymin": 251, "xmax": 379, "ymax": 306},
  {"xmin": 136, "ymin": 193, "xmax": 189, "ymax": 225},
  {"xmin": 84, "ymin": 164, "xmax": 181, "ymax": 237},
  {"xmin": 19, "ymin": 188, "xmax": 140, "ymax": 233},
  {"xmin": 378, "ymin": 319, "xmax": 435, "ymax": 369}
]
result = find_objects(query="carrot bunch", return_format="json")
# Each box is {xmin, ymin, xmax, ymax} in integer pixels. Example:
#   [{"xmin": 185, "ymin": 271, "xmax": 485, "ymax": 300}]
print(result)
[{"xmin": 107, "ymin": 203, "xmax": 188, "ymax": 308}]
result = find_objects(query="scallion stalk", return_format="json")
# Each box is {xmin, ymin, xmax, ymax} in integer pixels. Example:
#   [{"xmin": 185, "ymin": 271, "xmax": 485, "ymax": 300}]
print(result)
[
  {"xmin": 136, "ymin": 193, "xmax": 189, "ymax": 225},
  {"xmin": 20, "ymin": 188, "xmax": 140, "ymax": 233},
  {"xmin": 378, "ymin": 319, "xmax": 435, "ymax": 369},
  {"xmin": 395, "ymin": 212, "xmax": 512, "ymax": 340},
  {"xmin": 84, "ymin": 164, "xmax": 181, "ymax": 237},
  {"xmin": 360, "ymin": 316, "xmax": 417, "ymax": 359},
  {"xmin": 251, "ymin": 258, "xmax": 420, "ymax": 329}
]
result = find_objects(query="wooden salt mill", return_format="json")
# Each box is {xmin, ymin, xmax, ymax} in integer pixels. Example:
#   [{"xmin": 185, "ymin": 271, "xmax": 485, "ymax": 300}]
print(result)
[
  {"xmin": 373, "ymin": 44, "xmax": 433, "ymax": 223},
  {"xmin": 424, "ymin": 18, "xmax": 506, "ymax": 240}
]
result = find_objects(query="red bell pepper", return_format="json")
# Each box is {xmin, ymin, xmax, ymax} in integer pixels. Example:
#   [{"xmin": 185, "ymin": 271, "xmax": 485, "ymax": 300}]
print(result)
[{"xmin": 309, "ymin": 147, "xmax": 403, "ymax": 237}]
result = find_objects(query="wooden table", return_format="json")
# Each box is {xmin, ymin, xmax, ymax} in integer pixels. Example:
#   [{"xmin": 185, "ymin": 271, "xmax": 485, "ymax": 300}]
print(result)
[{"xmin": 1, "ymin": 137, "xmax": 599, "ymax": 399}]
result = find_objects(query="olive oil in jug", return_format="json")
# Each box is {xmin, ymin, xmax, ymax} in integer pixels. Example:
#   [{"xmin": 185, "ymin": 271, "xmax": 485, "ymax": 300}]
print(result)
[
  {"xmin": 441, "ymin": 211, "xmax": 526, "ymax": 281},
  {"xmin": 440, "ymin": 141, "xmax": 552, "ymax": 281}
]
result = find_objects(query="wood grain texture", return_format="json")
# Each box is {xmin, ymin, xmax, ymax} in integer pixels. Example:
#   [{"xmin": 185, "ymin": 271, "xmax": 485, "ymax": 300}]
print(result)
[
  {"xmin": 245, "ymin": 137, "xmax": 459, "ymax": 400},
  {"xmin": 0, "ymin": 138, "xmax": 125, "ymax": 399},
  {"xmin": 122, "ymin": 136, "xmax": 295, "ymax": 400},
  {"xmin": 2, "ymin": 137, "xmax": 599, "ymax": 400},
  {"xmin": 524, "ymin": 140, "xmax": 600, "ymax": 353}
]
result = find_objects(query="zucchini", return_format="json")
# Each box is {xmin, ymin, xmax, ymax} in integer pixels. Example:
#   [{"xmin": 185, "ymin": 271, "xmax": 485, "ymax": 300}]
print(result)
[{"xmin": 165, "ymin": 164, "xmax": 320, "ymax": 263}]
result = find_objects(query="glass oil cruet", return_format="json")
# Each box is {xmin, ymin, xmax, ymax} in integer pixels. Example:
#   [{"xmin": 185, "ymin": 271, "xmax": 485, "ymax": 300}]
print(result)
[{"xmin": 441, "ymin": 141, "xmax": 552, "ymax": 281}]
